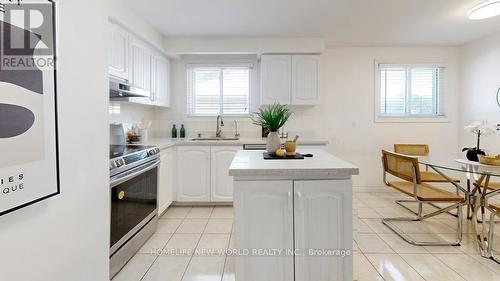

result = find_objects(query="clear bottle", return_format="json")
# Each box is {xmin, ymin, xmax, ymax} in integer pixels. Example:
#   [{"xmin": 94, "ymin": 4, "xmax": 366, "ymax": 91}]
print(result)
[
  {"xmin": 171, "ymin": 124, "xmax": 177, "ymax": 138},
  {"xmin": 180, "ymin": 124, "xmax": 186, "ymax": 138}
]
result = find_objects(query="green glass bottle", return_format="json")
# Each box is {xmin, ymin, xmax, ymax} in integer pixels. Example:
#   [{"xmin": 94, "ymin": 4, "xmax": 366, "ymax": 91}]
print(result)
[
  {"xmin": 171, "ymin": 124, "xmax": 177, "ymax": 138},
  {"xmin": 180, "ymin": 124, "xmax": 186, "ymax": 138}
]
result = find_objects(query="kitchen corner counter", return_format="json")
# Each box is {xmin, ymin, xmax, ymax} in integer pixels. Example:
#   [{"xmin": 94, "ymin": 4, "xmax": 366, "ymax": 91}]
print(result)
[
  {"xmin": 142, "ymin": 137, "xmax": 330, "ymax": 150},
  {"xmin": 229, "ymin": 149, "xmax": 359, "ymax": 179}
]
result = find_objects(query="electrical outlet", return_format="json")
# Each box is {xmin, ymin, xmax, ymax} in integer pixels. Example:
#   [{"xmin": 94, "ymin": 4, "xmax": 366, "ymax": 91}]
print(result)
[{"xmin": 497, "ymin": 123, "xmax": 500, "ymax": 131}]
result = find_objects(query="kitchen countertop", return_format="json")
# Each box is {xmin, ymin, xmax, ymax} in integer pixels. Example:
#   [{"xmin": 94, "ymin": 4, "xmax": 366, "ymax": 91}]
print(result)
[
  {"xmin": 142, "ymin": 137, "xmax": 329, "ymax": 150},
  {"xmin": 228, "ymin": 149, "xmax": 359, "ymax": 179}
]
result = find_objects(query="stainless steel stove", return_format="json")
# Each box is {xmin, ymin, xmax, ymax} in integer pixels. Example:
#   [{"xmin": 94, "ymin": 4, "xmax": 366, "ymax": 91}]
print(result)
[{"xmin": 109, "ymin": 144, "xmax": 160, "ymax": 278}]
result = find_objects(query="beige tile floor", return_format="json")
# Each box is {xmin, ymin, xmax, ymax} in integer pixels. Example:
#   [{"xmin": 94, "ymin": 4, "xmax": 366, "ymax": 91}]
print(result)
[{"xmin": 113, "ymin": 192, "xmax": 500, "ymax": 281}]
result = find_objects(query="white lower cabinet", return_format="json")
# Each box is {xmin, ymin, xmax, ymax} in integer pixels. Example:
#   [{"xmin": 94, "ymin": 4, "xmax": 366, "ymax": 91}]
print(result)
[
  {"xmin": 234, "ymin": 180, "xmax": 294, "ymax": 281},
  {"xmin": 157, "ymin": 147, "xmax": 176, "ymax": 215},
  {"xmin": 211, "ymin": 146, "xmax": 238, "ymax": 202},
  {"xmin": 294, "ymin": 180, "xmax": 352, "ymax": 281},
  {"xmin": 234, "ymin": 179, "xmax": 352, "ymax": 281},
  {"xmin": 176, "ymin": 146, "xmax": 211, "ymax": 202}
]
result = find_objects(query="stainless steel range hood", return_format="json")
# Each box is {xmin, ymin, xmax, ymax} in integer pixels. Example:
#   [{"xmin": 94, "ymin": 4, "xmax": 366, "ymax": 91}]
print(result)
[{"xmin": 109, "ymin": 80, "xmax": 150, "ymax": 100}]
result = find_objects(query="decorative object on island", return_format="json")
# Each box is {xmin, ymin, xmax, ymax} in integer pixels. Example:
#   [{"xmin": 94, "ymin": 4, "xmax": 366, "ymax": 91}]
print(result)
[
  {"xmin": 180, "ymin": 124, "xmax": 186, "ymax": 138},
  {"xmin": 285, "ymin": 135, "xmax": 299, "ymax": 156},
  {"xmin": 251, "ymin": 103, "xmax": 292, "ymax": 153},
  {"xmin": 171, "ymin": 124, "xmax": 177, "ymax": 138},
  {"xmin": 463, "ymin": 121, "xmax": 497, "ymax": 161}
]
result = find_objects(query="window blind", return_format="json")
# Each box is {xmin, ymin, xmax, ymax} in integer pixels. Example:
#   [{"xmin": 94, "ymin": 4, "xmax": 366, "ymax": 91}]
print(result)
[
  {"xmin": 187, "ymin": 66, "xmax": 250, "ymax": 116},
  {"xmin": 378, "ymin": 65, "xmax": 444, "ymax": 117}
]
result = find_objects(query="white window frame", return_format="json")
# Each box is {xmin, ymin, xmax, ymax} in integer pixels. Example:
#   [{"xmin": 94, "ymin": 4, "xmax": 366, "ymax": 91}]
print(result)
[
  {"xmin": 374, "ymin": 62, "xmax": 449, "ymax": 123},
  {"xmin": 186, "ymin": 63, "xmax": 253, "ymax": 117}
]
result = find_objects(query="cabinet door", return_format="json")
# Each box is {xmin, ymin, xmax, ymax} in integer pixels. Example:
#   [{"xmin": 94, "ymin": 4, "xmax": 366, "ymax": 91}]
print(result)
[
  {"xmin": 108, "ymin": 23, "xmax": 129, "ymax": 81},
  {"xmin": 292, "ymin": 55, "xmax": 320, "ymax": 105},
  {"xmin": 152, "ymin": 55, "xmax": 170, "ymax": 107},
  {"xmin": 211, "ymin": 146, "xmax": 238, "ymax": 202},
  {"xmin": 177, "ymin": 147, "xmax": 210, "ymax": 202},
  {"xmin": 234, "ymin": 180, "xmax": 294, "ymax": 281},
  {"xmin": 129, "ymin": 37, "xmax": 152, "ymax": 92},
  {"xmin": 158, "ymin": 147, "xmax": 176, "ymax": 215},
  {"xmin": 260, "ymin": 55, "xmax": 291, "ymax": 105},
  {"xmin": 294, "ymin": 180, "xmax": 353, "ymax": 281}
]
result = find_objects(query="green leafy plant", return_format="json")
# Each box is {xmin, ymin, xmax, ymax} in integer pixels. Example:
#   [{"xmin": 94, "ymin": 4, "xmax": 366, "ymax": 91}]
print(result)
[{"xmin": 251, "ymin": 103, "xmax": 292, "ymax": 132}]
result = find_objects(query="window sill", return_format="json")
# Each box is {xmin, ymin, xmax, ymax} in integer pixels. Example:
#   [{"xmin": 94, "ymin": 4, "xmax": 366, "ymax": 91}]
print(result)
[{"xmin": 375, "ymin": 116, "xmax": 449, "ymax": 123}]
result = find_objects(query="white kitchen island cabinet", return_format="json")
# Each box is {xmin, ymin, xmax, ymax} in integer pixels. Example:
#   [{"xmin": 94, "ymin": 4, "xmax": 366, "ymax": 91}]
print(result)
[{"xmin": 229, "ymin": 149, "xmax": 358, "ymax": 281}]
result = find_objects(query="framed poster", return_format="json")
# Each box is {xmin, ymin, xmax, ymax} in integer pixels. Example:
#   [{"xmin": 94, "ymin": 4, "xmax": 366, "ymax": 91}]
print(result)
[{"xmin": 0, "ymin": 0, "xmax": 59, "ymax": 216}]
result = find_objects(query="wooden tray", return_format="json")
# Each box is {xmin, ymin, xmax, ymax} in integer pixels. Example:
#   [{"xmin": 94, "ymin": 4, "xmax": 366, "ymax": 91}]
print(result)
[
  {"xmin": 479, "ymin": 155, "xmax": 500, "ymax": 166},
  {"xmin": 263, "ymin": 152, "xmax": 305, "ymax": 160}
]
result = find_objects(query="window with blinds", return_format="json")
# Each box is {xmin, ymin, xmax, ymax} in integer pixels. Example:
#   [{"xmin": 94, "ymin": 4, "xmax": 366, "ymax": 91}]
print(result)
[
  {"xmin": 377, "ymin": 64, "xmax": 445, "ymax": 118},
  {"xmin": 187, "ymin": 66, "xmax": 250, "ymax": 116}
]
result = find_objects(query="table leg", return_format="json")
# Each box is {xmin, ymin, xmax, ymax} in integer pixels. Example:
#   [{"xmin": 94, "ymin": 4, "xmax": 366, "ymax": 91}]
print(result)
[
  {"xmin": 471, "ymin": 194, "xmax": 488, "ymax": 257},
  {"xmin": 467, "ymin": 179, "xmax": 471, "ymax": 219}
]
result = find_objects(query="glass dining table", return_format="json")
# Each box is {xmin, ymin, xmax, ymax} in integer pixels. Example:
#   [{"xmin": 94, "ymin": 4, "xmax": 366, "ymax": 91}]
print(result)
[{"xmin": 418, "ymin": 157, "xmax": 500, "ymax": 259}]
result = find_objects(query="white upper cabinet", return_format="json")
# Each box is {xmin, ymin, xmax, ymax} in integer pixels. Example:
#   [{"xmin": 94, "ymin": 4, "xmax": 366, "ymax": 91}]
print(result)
[
  {"xmin": 260, "ymin": 54, "xmax": 320, "ymax": 106},
  {"xmin": 151, "ymin": 54, "xmax": 170, "ymax": 107},
  {"xmin": 260, "ymin": 55, "xmax": 292, "ymax": 105},
  {"xmin": 292, "ymin": 55, "xmax": 320, "ymax": 105},
  {"xmin": 108, "ymin": 22, "xmax": 129, "ymax": 81},
  {"xmin": 211, "ymin": 146, "xmax": 238, "ymax": 202},
  {"xmin": 177, "ymin": 146, "xmax": 211, "ymax": 202},
  {"xmin": 129, "ymin": 36, "xmax": 152, "ymax": 93}
]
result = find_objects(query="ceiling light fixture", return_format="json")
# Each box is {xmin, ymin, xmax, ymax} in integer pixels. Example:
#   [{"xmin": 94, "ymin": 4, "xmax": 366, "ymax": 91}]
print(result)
[{"xmin": 468, "ymin": 0, "xmax": 500, "ymax": 20}]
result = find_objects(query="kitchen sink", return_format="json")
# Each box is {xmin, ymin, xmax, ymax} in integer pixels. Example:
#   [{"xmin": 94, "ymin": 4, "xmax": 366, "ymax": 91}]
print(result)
[{"xmin": 191, "ymin": 137, "xmax": 240, "ymax": 141}]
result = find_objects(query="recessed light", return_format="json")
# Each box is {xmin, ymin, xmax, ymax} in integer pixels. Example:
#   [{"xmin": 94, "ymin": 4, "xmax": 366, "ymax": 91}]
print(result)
[{"xmin": 468, "ymin": 0, "xmax": 500, "ymax": 20}]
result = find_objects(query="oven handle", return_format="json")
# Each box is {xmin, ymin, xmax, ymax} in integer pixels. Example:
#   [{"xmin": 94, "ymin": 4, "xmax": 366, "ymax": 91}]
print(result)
[{"xmin": 110, "ymin": 159, "xmax": 160, "ymax": 188}]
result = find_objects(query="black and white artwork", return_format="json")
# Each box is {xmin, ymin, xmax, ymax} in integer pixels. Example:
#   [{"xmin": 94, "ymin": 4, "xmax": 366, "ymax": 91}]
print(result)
[{"xmin": 0, "ymin": 0, "xmax": 59, "ymax": 216}]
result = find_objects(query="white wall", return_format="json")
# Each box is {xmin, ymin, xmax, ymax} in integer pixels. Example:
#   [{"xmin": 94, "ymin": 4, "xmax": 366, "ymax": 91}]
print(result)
[
  {"xmin": 460, "ymin": 33, "xmax": 500, "ymax": 153},
  {"xmin": 320, "ymin": 47, "xmax": 460, "ymax": 186},
  {"xmin": 155, "ymin": 46, "xmax": 461, "ymax": 186},
  {"xmin": 0, "ymin": 0, "xmax": 110, "ymax": 280}
]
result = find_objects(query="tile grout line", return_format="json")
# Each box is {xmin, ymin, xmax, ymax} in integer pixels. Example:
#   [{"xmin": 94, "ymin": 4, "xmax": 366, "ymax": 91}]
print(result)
[
  {"xmin": 179, "ymin": 207, "xmax": 213, "ymax": 281},
  {"xmin": 220, "ymin": 221, "xmax": 234, "ymax": 281},
  {"xmin": 139, "ymin": 207, "xmax": 191, "ymax": 281}
]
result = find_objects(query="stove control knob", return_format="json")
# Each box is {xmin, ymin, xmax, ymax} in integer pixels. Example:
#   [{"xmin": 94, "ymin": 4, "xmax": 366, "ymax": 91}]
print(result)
[
  {"xmin": 115, "ymin": 158, "xmax": 125, "ymax": 167},
  {"xmin": 109, "ymin": 161, "xmax": 116, "ymax": 170},
  {"xmin": 149, "ymin": 148, "xmax": 160, "ymax": 155}
]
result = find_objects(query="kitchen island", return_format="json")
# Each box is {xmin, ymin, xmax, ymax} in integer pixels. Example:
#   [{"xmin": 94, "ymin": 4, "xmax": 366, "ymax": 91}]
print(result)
[{"xmin": 228, "ymin": 149, "xmax": 359, "ymax": 281}]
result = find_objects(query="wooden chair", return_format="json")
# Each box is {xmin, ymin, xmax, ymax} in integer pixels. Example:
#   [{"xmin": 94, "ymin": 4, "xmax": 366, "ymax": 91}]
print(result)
[
  {"xmin": 394, "ymin": 144, "xmax": 461, "ymax": 217},
  {"xmin": 487, "ymin": 203, "xmax": 500, "ymax": 263},
  {"xmin": 381, "ymin": 150, "xmax": 467, "ymax": 246},
  {"xmin": 394, "ymin": 144, "xmax": 460, "ymax": 183}
]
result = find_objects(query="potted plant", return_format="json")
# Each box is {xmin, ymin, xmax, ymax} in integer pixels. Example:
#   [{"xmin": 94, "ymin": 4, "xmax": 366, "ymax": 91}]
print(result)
[
  {"xmin": 251, "ymin": 103, "xmax": 292, "ymax": 153},
  {"xmin": 462, "ymin": 121, "xmax": 496, "ymax": 161}
]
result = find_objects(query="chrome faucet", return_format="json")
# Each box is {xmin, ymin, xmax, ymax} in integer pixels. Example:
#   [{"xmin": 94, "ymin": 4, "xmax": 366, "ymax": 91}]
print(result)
[
  {"xmin": 234, "ymin": 120, "xmax": 240, "ymax": 138},
  {"xmin": 216, "ymin": 115, "xmax": 224, "ymax": 137}
]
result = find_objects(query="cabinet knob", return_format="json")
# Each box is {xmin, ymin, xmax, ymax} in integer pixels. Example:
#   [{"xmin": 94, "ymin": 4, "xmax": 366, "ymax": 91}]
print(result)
[{"xmin": 118, "ymin": 190, "xmax": 126, "ymax": 200}]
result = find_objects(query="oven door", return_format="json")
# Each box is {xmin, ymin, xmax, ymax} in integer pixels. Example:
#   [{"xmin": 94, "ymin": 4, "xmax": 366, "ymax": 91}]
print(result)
[{"xmin": 110, "ymin": 158, "xmax": 159, "ymax": 255}]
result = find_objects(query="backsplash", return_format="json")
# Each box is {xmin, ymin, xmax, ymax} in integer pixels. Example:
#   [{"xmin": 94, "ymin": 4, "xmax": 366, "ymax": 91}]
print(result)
[{"xmin": 109, "ymin": 101, "xmax": 155, "ymax": 130}]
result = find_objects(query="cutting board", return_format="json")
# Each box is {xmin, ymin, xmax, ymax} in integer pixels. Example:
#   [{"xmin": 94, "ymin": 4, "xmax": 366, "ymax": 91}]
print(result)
[{"xmin": 263, "ymin": 152, "xmax": 305, "ymax": 160}]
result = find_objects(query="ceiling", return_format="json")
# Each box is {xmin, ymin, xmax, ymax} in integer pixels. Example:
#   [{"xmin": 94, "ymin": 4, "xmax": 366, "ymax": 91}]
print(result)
[{"xmin": 124, "ymin": 0, "xmax": 500, "ymax": 46}]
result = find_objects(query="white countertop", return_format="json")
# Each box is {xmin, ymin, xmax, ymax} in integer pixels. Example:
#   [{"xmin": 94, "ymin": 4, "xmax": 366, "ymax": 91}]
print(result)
[
  {"xmin": 142, "ymin": 137, "xmax": 329, "ymax": 150},
  {"xmin": 228, "ymin": 149, "xmax": 359, "ymax": 179}
]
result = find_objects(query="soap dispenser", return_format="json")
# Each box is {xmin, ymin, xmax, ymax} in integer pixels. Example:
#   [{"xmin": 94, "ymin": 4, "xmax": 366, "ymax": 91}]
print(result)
[
  {"xmin": 180, "ymin": 124, "xmax": 186, "ymax": 138},
  {"xmin": 171, "ymin": 124, "xmax": 178, "ymax": 138}
]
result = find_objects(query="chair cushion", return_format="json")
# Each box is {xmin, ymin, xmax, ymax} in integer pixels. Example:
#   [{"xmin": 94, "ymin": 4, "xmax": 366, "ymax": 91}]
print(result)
[
  {"xmin": 420, "ymin": 171, "xmax": 460, "ymax": 183},
  {"xmin": 388, "ymin": 181, "xmax": 465, "ymax": 202}
]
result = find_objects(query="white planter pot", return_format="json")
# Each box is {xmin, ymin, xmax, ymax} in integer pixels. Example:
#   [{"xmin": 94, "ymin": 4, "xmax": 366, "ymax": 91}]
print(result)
[{"xmin": 266, "ymin": 131, "xmax": 281, "ymax": 153}]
